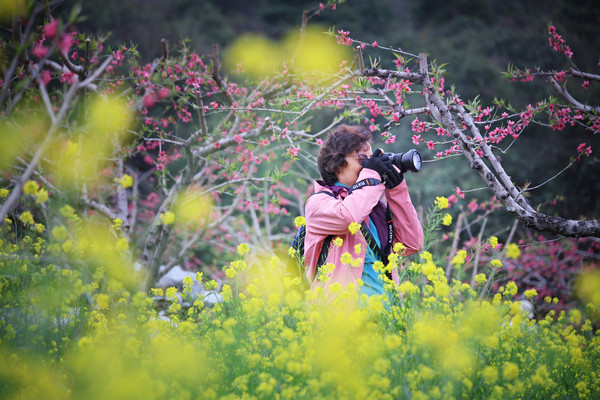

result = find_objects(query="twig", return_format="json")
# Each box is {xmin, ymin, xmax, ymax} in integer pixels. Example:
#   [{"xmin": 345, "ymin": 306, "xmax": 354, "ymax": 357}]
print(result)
[
  {"xmin": 446, "ymin": 212, "xmax": 465, "ymax": 281},
  {"xmin": 470, "ymin": 217, "xmax": 487, "ymax": 287}
]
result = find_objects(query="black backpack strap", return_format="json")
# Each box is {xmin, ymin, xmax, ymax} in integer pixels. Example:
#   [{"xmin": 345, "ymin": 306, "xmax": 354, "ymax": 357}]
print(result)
[
  {"xmin": 359, "ymin": 208, "xmax": 395, "ymax": 281},
  {"xmin": 383, "ymin": 206, "xmax": 394, "ymax": 258},
  {"xmin": 316, "ymin": 235, "xmax": 333, "ymax": 269},
  {"xmin": 290, "ymin": 225, "xmax": 306, "ymax": 256}
]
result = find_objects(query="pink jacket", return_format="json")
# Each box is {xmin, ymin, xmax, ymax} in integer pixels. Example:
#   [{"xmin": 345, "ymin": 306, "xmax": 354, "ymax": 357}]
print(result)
[{"xmin": 304, "ymin": 168, "xmax": 424, "ymax": 290}]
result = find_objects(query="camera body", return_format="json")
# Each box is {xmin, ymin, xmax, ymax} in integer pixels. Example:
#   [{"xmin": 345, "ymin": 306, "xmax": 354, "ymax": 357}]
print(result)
[{"xmin": 385, "ymin": 149, "xmax": 422, "ymax": 173}]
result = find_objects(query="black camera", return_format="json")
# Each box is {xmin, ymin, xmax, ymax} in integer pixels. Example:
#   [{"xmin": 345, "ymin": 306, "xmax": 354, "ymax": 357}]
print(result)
[{"xmin": 385, "ymin": 149, "xmax": 422, "ymax": 173}]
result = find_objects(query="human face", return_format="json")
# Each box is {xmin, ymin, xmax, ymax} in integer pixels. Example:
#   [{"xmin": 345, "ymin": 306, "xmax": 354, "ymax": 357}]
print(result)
[{"xmin": 337, "ymin": 143, "xmax": 372, "ymax": 187}]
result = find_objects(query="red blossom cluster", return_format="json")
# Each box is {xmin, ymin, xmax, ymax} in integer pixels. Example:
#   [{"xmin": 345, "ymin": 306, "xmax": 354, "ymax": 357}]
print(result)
[{"xmin": 548, "ymin": 25, "xmax": 573, "ymax": 58}]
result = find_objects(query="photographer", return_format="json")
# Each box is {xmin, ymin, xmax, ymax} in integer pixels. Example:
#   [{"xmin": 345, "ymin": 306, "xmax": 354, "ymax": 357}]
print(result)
[{"xmin": 304, "ymin": 125, "xmax": 424, "ymax": 299}]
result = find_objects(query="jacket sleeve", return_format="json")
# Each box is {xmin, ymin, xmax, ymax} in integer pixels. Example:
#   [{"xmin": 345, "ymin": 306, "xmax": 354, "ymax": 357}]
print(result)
[
  {"xmin": 305, "ymin": 169, "xmax": 386, "ymax": 236},
  {"xmin": 385, "ymin": 180, "xmax": 424, "ymax": 256}
]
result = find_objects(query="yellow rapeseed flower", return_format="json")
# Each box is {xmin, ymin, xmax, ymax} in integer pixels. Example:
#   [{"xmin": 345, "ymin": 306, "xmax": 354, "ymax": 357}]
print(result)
[
  {"xmin": 35, "ymin": 188, "xmax": 49, "ymax": 204},
  {"xmin": 95, "ymin": 293, "xmax": 110, "ymax": 310},
  {"xmin": 115, "ymin": 237, "xmax": 129, "ymax": 253},
  {"xmin": 112, "ymin": 218, "xmax": 123, "ymax": 231},
  {"xmin": 51, "ymin": 226, "xmax": 68, "ymax": 241},
  {"xmin": 23, "ymin": 180, "xmax": 39, "ymax": 196},
  {"xmin": 332, "ymin": 237, "xmax": 343, "ymax": 247},
  {"xmin": 435, "ymin": 196, "xmax": 449, "ymax": 209},
  {"xmin": 490, "ymin": 259, "xmax": 502, "ymax": 269},
  {"xmin": 159, "ymin": 211, "xmax": 175, "ymax": 225},
  {"xmin": 393, "ymin": 242, "xmax": 406, "ymax": 254},
  {"xmin": 475, "ymin": 273, "xmax": 487, "ymax": 285},
  {"xmin": 165, "ymin": 287, "xmax": 178, "ymax": 298},
  {"xmin": 340, "ymin": 252, "xmax": 353, "ymax": 265},
  {"xmin": 422, "ymin": 261, "xmax": 436, "ymax": 277},
  {"xmin": 237, "ymin": 243, "xmax": 250, "ymax": 255},
  {"xmin": 0, "ymin": 188, "xmax": 9, "ymax": 197},
  {"xmin": 225, "ymin": 266, "xmax": 237, "ymax": 279},
  {"xmin": 19, "ymin": 211, "xmax": 34, "ymax": 225},
  {"xmin": 115, "ymin": 174, "xmax": 134, "ymax": 189},
  {"xmin": 489, "ymin": 236, "xmax": 499, "ymax": 248},
  {"xmin": 348, "ymin": 221, "xmax": 360, "ymax": 234},
  {"xmin": 351, "ymin": 257, "xmax": 362, "ymax": 268},
  {"xmin": 524, "ymin": 289, "xmax": 538, "ymax": 299},
  {"xmin": 502, "ymin": 362, "xmax": 519, "ymax": 380},
  {"xmin": 504, "ymin": 281, "xmax": 518, "ymax": 298},
  {"xmin": 288, "ymin": 246, "xmax": 297, "ymax": 258},
  {"xmin": 482, "ymin": 365, "xmax": 498, "ymax": 384},
  {"xmin": 354, "ymin": 244, "xmax": 362, "ymax": 255},
  {"xmin": 294, "ymin": 216, "xmax": 306, "ymax": 228},
  {"xmin": 398, "ymin": 280, "xmax": 419, "ymax": 296},
  {"xmin": 451, "ymin": 249, "xmax": 467, "ymax": 266},
  {"xmin": 442, "ymin": 213, "xmax": 452, "ymax": 226},
  {"xmin": 505, "ymin": 243, "xmax": 521, "ymax": 259},
  {"xmin": 204, "ymin": 280, "xmax": 218, "ymax": 291},
  {"xmin": 60, "ymin": 205, "xmax": 75, "ymax": 218}
]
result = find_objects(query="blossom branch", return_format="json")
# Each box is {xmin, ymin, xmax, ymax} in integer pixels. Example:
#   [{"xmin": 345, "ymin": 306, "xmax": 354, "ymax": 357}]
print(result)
[{"xmin": 549, "ymin": 76, "xmax": 600, "ymax": 114}]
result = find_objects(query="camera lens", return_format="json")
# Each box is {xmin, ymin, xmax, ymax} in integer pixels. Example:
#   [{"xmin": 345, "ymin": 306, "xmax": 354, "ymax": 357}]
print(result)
[{"xmin": 388, "ymin": 149, "xmax": 422, "ymax": 173}]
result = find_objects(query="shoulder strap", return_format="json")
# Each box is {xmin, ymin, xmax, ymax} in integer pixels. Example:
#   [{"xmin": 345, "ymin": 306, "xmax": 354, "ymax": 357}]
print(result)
[
  {"xmin": 351, "ymin": 178, "xmax": 381, "ymax": 191},
  {"xmin": 359, "ymin": 207, "xmax": 394, "ymax": 280}
]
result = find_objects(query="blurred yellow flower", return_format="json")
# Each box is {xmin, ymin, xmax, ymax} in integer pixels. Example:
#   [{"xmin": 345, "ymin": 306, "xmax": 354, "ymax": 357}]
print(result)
[
  {"xmin": 442, "ymin": 213, "xmax": 452, "ymax": 226},
  {"xmin": 505, "ymin": 281, "xmax": 518, "ymax": 298},
  {"xmin": 503, "ymin": 362, "xmax": 519, "ymax": 380},
  {"xmin": 505, "ymin": 243, "xmax": 521, "ymax": 259},
  {"xmin": 340, "ymin": 252, "xmax": 353, "ymax": 265},
  {"xmin": 0, "ymin": 188, "xmax": 9, "ymax": 197},
  {"xmin": 435, "ymin": 196, "xmax": 449, "ymax": 209},
  {"xmin": 51, "ymin": 226, "xmax": 68, "ymax": 241},
  {"xmin": 524, "ymin": 289, "xmax": 538, "ymax": 299},
  {"xmin": 23, "ymin": 180, "xmax": 39, "ymax": 196},
  {"xmin": 475, "ymin": 273, "xmax": 487, "ymax": 285},
  {"xmin": 19, "ymin": 211, "xmax": 34, "ymax": 225},
  {"xmin": 35, "ymin": 188, "xmax": 49, "ymax": 204},
  {"xmin": 422, "ymin": 261, "xmax": 436, "ymax": 277},
  {"xmin": 159, "ymin": 211, "xmax": 175, "ymax": 225},
  {"xmin": 488, "ymin": 236, "xmax": 499, "ymax": 248},
  {"xmin": 332, "ymin": 237, "xmax": 343, "ymax": 247},
  {"xmin": 116, "ymin": 237, "xmax": 129, "ymax": 253},
  {"xmin": 237, "ymin": 243, "xmax": 250, "ymax": 255},
  {"xmin": 95, "ymin": 293, "xmax": 110, "ymax": 310},
  {"xmin": 204, "ymin": 280, "xmax": 218, "ymax": 291},
  {"xmin": 490, "ymin": 259, "xmax": 502, "ymax": 269},
  {"xmin": 354, "ymin": 244, "xmax": 362, "ymax": 255},
  {"xmin": 115, "ymin": 174, "xmax": 134, "ymax": 189},
  {"xmin": 225, "ymin": 267, "xmax": 237, "ymax": 279},
  {"xmin": 165, "ymin": 287, "xmax": 178, "ymax": 298},
  {"xmin": 482, "ymin": 366, "xmax": 498, "ymax": 384},
  {"xmin": 451, "ymin": 249, "xmax": 467, "ymax": 266},
  {"xmin": 288, "ymin": 246, "xmax": 297, "ymax": 258},
  {"xmin": 398, "ymin": 280, "xmax": 419, "ymax": 296},
  {"xmin": 348, "ymin": 222, "xmax": 360, "ymax": 234},
  {"xmin": 60, "ymin": 205, "xmax": 76, "ymax": 218}
]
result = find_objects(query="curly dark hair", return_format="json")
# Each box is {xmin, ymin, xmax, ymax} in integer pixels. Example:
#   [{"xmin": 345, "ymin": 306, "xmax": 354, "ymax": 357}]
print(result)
[{"xmin": 317, "ymin": 125, "xmax": 371, "ymax": 185}]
